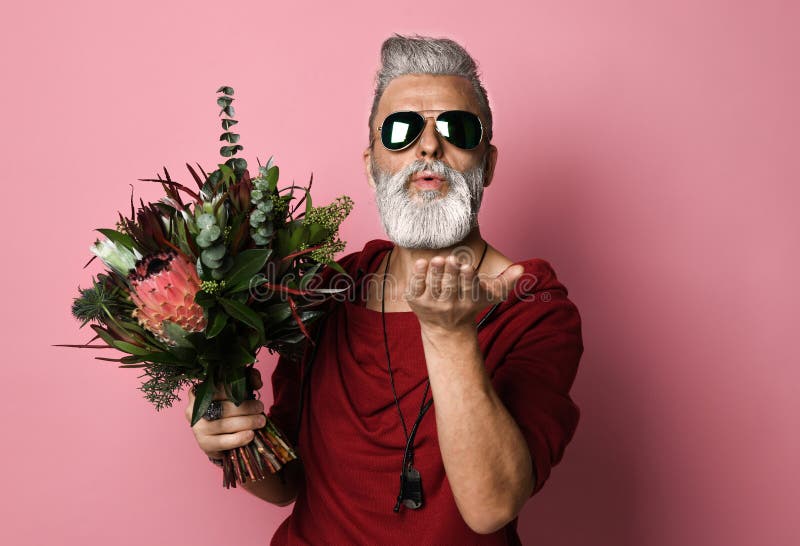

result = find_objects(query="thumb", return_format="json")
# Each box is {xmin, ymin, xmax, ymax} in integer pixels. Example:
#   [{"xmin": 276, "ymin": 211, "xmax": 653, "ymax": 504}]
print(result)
[
  {"xmin": 488, "ymin": 264, "xmax": 525, "ymax": 301},
  {"xmin": 247, "ymin": 367, "xmax": 263, "ymax": 390}
]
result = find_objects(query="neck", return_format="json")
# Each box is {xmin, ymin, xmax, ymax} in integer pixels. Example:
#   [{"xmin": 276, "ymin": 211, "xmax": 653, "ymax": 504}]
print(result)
[{"xmin": 389, "ymin": 226, "xmax": 486, "ymax": 279}]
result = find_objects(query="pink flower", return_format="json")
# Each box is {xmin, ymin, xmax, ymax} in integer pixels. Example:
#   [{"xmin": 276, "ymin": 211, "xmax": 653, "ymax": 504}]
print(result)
[{"xmin": 128, "ymin": 250, "xmax": 207, "ymax": 345}]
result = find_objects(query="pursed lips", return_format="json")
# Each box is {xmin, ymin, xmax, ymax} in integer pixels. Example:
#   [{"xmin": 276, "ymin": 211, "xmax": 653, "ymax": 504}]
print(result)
[{"xmin": 410, "ymin": 170, "xmax": 446, "ymax": 191}]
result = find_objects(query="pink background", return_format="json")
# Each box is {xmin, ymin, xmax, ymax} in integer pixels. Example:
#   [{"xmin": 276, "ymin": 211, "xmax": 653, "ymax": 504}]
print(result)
[{"xmin": 1, "ymin": 1, "xmax": 797, "ymax": 544}]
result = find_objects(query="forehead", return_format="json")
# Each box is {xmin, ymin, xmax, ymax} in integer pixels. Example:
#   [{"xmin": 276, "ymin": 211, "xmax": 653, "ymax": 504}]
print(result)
[{"xmin": 377, "ymin": 74, "xmax": 480, "ymax": 118}]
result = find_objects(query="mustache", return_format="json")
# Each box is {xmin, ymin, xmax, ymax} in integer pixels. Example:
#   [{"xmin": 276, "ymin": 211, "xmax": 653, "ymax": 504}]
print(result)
[{"xmin": 373, "ymin": 158, "xmax": 467, "ymax": 190}]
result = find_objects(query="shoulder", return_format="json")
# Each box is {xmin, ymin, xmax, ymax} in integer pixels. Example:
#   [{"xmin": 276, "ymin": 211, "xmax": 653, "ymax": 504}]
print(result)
[
  {"xmin": 333, "ymin": 239, "xmax": 393, "ymax": 277},
  {"xmin": 490, "ymin": 256, "xmax": 582, "ymax": 347}
]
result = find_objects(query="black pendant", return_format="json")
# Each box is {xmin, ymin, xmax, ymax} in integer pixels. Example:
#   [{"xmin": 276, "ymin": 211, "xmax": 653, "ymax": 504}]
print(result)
[{"xmin": 401, "ymin": 465, "xmax": 424, "ymax": 509}]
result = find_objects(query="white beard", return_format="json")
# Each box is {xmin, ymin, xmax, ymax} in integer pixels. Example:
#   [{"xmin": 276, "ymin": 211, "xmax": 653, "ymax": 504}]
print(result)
[{"xmin": 370, "ymin": 157, "xmax": 486, "ymax": 249}]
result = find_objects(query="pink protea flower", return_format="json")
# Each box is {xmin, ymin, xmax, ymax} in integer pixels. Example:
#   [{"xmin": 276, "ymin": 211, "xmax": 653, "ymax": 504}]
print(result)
[{"xmin": 128, "ymin": 249, "xmax": 207, "ymax": 345}]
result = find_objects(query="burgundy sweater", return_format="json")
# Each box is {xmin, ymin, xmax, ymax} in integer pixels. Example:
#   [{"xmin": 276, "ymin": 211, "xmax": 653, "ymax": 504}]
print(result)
[{"xmin": 267, "ymin": 239, "xmax": 584, "ymax": 545}]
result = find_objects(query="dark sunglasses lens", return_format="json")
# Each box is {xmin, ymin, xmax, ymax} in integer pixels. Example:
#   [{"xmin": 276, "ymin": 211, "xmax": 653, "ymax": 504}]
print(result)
[
  {"xmin": 381, "ymin": 112, "xmax": 424, "ymax": 150},
  {"xmin": 436, "ymin": 111, "xmax": 482, "ymax": 149}
]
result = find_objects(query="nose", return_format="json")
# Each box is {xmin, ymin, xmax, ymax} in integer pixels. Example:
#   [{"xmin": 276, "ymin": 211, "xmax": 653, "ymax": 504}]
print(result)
[{"xmin": 415, "ymin": 117, "xmax": 443, "ymax": 160}]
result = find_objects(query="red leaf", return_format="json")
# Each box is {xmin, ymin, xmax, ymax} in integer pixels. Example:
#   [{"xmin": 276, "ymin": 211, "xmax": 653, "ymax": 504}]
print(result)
[{"xmin": 287, "ymin": 296, "xmax": 312, "ymax": 343}]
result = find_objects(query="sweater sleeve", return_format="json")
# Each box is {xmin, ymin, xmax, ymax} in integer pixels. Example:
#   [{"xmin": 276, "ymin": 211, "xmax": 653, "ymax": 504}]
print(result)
[
  {"xmin": 265, "ymin": 352, "xmax": 302, "ymax": 446},
  {"xmin": 490, "ymin": 281, "xmax": 584, "ymax": 497}
]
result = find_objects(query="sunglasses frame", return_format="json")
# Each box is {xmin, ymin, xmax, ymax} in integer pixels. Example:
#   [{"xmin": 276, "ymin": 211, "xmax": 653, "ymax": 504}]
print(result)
[{"xmin": 377, "ymin": 110, "xmax": 484, "ymax": 152}]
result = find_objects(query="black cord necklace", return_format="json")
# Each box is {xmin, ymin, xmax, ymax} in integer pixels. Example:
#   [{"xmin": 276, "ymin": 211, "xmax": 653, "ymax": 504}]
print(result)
[{"xmin": 382, "ymin": 241, "xmax": 489, "ymax": 512}]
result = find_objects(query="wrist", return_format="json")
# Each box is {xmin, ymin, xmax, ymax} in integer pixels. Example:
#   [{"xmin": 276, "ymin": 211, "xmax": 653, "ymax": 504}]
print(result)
[{"xmin": 419, "ymin": 322, "xmax": 477, "ymax": 345}]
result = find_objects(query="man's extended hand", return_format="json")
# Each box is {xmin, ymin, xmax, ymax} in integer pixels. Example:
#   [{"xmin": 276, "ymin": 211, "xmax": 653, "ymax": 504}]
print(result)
[{"xmin": 404, "ymin": 254, "xmax": 524, "ymax": 333}]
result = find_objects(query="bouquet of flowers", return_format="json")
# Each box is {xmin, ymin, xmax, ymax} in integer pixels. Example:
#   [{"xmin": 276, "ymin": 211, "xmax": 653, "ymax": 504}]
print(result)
[{"xmin": 58, "ymin": 86, "xmax": 352, "ymax": 488}]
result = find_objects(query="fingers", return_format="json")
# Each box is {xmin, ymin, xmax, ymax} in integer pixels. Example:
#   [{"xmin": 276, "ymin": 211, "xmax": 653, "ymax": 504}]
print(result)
[
  {"xmin": 203, "ymin": 413, "xmax": 267, "ymax": 435},
  {"xmin": 458, "ymin": 262, "xmax": 478, "ymax": 301},
  {"xmin": 190, "ymin": 400, "xmax": 267, "ymax": 459},
  {"xmin": 439, "ymin": 256, "xmax": 460, "ymax": 299},
  {"xmin": 184, "ymin": 389, "xmax": 264, "ymax": 423},
  {"xmin": 198, "ymin": 429, "xmax": 257, "ymax": 459},
  {"xmin": 427, "ymin": 256, "xmax": 445, "ymax": 298},
  {"xmin": 405, "ymin": 259, "xmax": 428, "ymax": 300}
]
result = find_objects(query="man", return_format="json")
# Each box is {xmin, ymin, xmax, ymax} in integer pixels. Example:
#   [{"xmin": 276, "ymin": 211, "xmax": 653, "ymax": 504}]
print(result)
[{"xmin": 187, "ymin": 34, "xmax": 584, "ymax": 545}]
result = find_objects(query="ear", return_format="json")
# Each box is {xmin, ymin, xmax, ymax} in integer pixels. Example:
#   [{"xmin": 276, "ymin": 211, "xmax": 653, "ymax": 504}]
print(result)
[
  {"xmin": 363, "ymin": 145, "xmax": 376, "ymax": 189},
  {"xmin": 483, "ymin": 143, "xmax": 498, "ymax": 188}
]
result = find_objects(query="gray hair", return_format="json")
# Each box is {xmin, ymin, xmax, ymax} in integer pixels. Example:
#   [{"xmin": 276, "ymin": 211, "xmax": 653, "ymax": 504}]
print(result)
[{"xmin": 368, "ymin": 34, "xmax": 493, "ymax": 147}]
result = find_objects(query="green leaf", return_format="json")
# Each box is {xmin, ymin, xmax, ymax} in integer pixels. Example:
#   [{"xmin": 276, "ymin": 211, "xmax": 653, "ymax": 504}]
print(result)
[
  {"xmin": 289, "ymin": 222, "xmax": 309, "ymax": 249},
  {"xmin": 264, "ymin": 302, "xmax": 292, "ymax": 323},
  {"xmin": 220, "ymin": 144, "xmax": 243, "ymax": 157},
  {"xmin": 231, "ymin": 158, "xmax": 247, "ymax": 171},
  {"xmin": 120, "ymin": 354, "xmax": 149, "ymax": 364},
  {"xmin": 299, "ymin": 263, "xmax": 321, "ymax": 290},
  {"xmin": 190, "ymin": 378, "xmax": 215, "ymax": 426},
  {"xmin": 307, "ymin": 223, "xmax": 329, "ymax": 244},
  {"xmin": 221, "ymin": 119, "xmax": 238, "ymax": 130},
  {"xmin": 325, "ymin": 260, "xmax": 348, "ymax": 275},
  {"xmin": 96, "ymin": 228, "xmax": 137, "ymax": 250},
  {"xmin": 90, "ymin": 324, "xmax": 117, "ymax": 346},
  {"xmin": 219, "ymin": 132, "xmax": 240, "ymax": 143},
  {"xmin": 224, "ymin": 248, "xmax": 272, "ymax": 293},
  {"xmin": 161, "ymin": 321, "xmax": 193, "ymax": 348},
  {"xmin": 110, "ymin": 340, "xmax": 151, "ymax": 356},
  {"xmin": 266, "ymin": 165, "xmax": 279, "ymax": 188},
  {"xmin": 304, "ymin": 190, "xmax": 314, "ymax": 218},
  {"xmin": 194, "ymin": 291, "xmax": 217, "ymax": 308},
  {"xmin": 137, "ymin": 351, "xmax": 195, "ymax": 366},
  {"xmin": 217, "ymin": 97, "xmax": 233, "ymax": 108},
  {"xmin": 223, "ymin": 105, "xmax": 235, "ymax": 117},
  {"xmin": 227, "ymin": 367, "xmax": 247, "ymax": 405},
  {"xmin": 216, "ymin": 86, "xmax": 234, "ymax": 95},
  {"xmin": 206, "ymin": 309, "xmax": 228, "ymax": 338},
  {"xmin": 218, "ymin": 297, "xmax": 265, "ymax": 343}
]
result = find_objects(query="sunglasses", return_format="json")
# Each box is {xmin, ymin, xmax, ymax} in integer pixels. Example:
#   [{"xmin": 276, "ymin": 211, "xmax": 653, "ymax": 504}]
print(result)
[{"xmin": 378, "ymin": 110, "xmax": 484, "ymax": 151}]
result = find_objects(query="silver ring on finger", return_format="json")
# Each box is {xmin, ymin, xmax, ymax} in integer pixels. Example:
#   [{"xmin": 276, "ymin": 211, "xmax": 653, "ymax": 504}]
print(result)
[{"xmin": 203, "ymin": 400, "xmax": 223, "ymax": 421}]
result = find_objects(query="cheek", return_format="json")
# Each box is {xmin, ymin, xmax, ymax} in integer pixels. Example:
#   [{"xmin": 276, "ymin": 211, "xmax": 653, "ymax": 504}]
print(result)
[{"xmin": 374, "ymin": 150, "xmax": 413, "ymax": 174}]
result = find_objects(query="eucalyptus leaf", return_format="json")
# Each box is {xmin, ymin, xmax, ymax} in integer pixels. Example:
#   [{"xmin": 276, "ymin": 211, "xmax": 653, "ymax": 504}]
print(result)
[
  {"xmin": 197, "ymin": 213, "xmax": 216, "ymax": 229},
  {"xmin": 201, "ymin": 254, "xmax": 223, "ymax": 269},
  {"xmin": 221, "ymin": 119, "xmax": 238, "ymax": 130},
  {"xmin": 220, "ymin": 144, "xmax": 243, "ymax": 157},
  {"xmin": 210, "ymin": 256, "xmax": 233, "ymax": 279},
  {"xmin": 216, "ymin": 86, "xmax": 234, "ymax": 95},
  {"xmin": 201, "ymin": 243, "xmax": 226, "ymax": 262}
]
